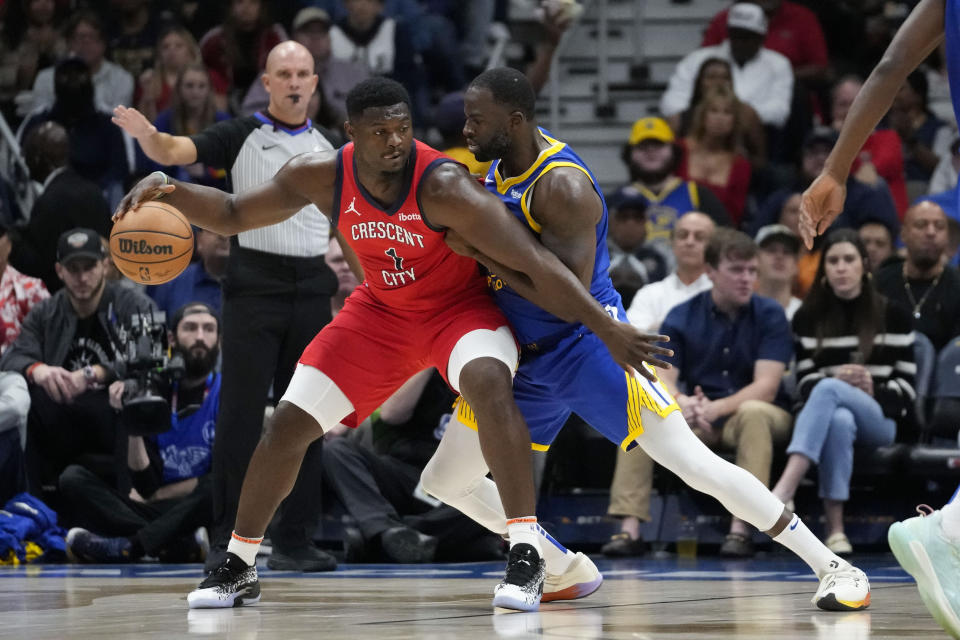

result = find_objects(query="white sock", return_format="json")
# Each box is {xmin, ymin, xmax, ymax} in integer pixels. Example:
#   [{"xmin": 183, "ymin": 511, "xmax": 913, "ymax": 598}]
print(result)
[
  {"xmin": 941, "ymin": 496, "xmax": 960, "ymax": 541},
  {"xmin": 506, "ymin": 517, "xmax": 542, "ymax": 556},
  {"xmin": 226, "ymin": 531, "xmax": 263, "ymax": 567},
  {"xmin": 535, "ymin": 524, "xmax": 575, "ymax": 574},
  {"xmin": 773, "ymin": 514, "xmax": 845, "ymax": 578}
]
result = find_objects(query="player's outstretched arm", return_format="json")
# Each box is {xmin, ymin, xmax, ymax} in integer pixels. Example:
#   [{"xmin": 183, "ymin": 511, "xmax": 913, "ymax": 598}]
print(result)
[
  {"xmin": 112, "ymin": 105, "xmax": 199, "ymax": 166},
  {"xmin": 114, "ymin": 153, "xmax": 333, "ymax": 236},
  {"xmin": 423, "ymin": 164, "xmax": 672, "ymax": 379},
  {"xmin": 800, "ymin": 0, "xmax": 944, "ymax": 248}
]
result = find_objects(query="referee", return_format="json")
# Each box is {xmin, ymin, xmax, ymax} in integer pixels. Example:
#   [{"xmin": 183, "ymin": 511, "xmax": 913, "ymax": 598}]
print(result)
[{"xmin": 113, "ymin": 41, "xmax": 339, "ymax": 572}]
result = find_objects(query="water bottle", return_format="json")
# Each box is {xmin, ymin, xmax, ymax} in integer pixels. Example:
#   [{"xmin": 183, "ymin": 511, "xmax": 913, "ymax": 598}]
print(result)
[{"xmin": 676, "ymin": 517, "xmax": 698, "ymax": 558}]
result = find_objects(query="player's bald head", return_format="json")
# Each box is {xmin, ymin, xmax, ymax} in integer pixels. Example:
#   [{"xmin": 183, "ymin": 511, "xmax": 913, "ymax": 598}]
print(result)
[{"xmin": 266, "ymin": 40, "xmax": 314, "ymax": 74}]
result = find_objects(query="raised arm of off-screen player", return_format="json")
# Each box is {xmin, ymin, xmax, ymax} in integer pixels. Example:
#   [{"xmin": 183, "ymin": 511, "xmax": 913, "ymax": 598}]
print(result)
[{"xmin": 800, "ymin": 0, "xmax": 945, "ymax": 247}]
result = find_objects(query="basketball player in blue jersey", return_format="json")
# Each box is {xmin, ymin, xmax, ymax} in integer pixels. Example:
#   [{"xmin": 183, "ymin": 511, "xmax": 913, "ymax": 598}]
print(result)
[
  {"xmin": 801, "ymin": 1, "xmax": 960, "ymax": 636},
  {"xmin": 421, "ymin": 67, "xmax": 871, "ymax": 613}
]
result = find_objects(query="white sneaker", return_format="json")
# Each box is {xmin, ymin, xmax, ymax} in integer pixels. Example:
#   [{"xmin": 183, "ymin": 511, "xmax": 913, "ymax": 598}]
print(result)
[
  {"xmin": 812, "ymin": 560, "xmax": 871, "ymax": 611},
  {"xmin": 542, "ymin": 552, "xmax": 603, "ymax": 602}
]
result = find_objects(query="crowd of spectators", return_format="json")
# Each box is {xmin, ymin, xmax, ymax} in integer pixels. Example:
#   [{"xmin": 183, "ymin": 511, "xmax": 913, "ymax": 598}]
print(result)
[
  {"xmin": 0, "ymin": 0, "xmax": 958, "ymax": 566},
  {"xmin": 600, "ymin": 0, "xmax": 960, "ymax": 559}
]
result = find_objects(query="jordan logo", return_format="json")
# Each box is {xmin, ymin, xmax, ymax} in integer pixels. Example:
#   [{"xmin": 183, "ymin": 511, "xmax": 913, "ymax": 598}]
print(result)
[
  {"xmin": 345, "ymin": 197, "xmax": 360, "ymax": 216},
  {"xmin": 385, "ymin": 247, "xmax": 404, "ymax": 270}
]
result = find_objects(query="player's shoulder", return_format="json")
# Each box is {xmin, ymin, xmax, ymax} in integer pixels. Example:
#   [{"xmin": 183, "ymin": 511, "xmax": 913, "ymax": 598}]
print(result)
[
  {"xmin": 533, "ymin": 161, "xmax": 597, "ymax": 208},
  {"xmin": 417, "ymin": 159, "xmax": 472, "ymax": 196},
  {"xmin": 279, "ymin": 148, "xmax": 338, "ymax": 186}
]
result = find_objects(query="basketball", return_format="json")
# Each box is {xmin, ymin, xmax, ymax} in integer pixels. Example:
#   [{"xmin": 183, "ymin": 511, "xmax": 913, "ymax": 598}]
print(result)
[{"xmin": 110, "ymin": 200, "xmax": 194, "ymax": 285}]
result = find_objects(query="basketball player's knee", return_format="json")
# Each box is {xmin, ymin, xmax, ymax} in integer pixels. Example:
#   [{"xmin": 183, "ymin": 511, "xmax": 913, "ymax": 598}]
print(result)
[
  {"xmin": 458, "ymin": 358, "xmax": 513, "ymax": 412},
  {"xmin": 260, "ymin": 403, "xmax": 322, "ymax": 453}
]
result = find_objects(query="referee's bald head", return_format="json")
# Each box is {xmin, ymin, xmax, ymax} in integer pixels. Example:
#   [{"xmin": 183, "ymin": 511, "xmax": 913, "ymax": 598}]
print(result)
[
  {"xmin": 266, "ymin": 41, "xmax": 314, "ymax": 74},
  {"xmin": 263, "ymin": 41, "xmax": 318, "ymax": 117}
]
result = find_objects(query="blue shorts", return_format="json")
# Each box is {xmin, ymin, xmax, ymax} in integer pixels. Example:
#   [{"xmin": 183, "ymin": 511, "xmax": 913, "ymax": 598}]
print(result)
[{"xmin": 455, "ymin": 314, "xmax": 678, "ymax": 451}]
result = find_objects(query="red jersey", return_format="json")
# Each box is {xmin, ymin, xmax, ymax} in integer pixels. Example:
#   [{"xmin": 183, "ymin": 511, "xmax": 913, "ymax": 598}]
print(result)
[{"xmin": 333, "ymin": 140, "xmax": 486, "ymax": 311}]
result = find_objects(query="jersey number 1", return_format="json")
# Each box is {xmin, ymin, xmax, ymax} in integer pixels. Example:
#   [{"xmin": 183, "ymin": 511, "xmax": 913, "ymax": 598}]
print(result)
[{"xmin": 385, "ymin": 247, "xmax": 404, "ymax": 271}]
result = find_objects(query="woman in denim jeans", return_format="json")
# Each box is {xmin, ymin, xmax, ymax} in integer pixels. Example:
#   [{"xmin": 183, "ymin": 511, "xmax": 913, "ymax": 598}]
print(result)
[{"xmin": 772, "ymin": 228, "xmax": 916, "ymax": 554}]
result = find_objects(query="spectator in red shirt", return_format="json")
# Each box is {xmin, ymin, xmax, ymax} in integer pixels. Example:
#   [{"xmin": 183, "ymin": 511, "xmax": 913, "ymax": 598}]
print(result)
[
  {"xmin": 0, "ymin": 224, "xmax": 49, "ymax": 353},
  {"xmin": 199, "ymin": 0, "xmax": 286, "ymax": 111},
  {"xmin": 831, "ymin": 75, "xmax": 909, "ymax": 217},
  {"xmin": 678, "ymin": 85, "xmax": 752, "ymax": 226},
  {"xmin": 702, "ymin": 0, "xmax": 828, "ymax": 83}
]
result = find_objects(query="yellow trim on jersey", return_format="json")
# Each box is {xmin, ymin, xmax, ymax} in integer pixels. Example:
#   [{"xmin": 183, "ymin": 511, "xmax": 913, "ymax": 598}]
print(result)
[
  {"xmin": 452, "ymin": 397, "xmax": 550, "ymax": 451},
  {"xmin": 518, "ymin": 161, "xmax": 595, "ymax": 234},
  {"xmin": 634, "ymin": 176, "xmax": 685, "ymax": 204},
  {"xmin": 494, "ymin": 133, "xmax": 566, "ymax": 193},
  {"xmin": 621, "ymin": 367, "xmax": 680, "ymax": 451},
  {"xmin": 688, "ymin": 181, "xmax": 701, "ymax": 209}
]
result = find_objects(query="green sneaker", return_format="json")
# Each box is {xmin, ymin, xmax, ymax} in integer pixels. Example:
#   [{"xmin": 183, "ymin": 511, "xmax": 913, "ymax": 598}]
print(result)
[{"xmin": 888, "ymin": 509, "xmax": 960, "ymax": 639}]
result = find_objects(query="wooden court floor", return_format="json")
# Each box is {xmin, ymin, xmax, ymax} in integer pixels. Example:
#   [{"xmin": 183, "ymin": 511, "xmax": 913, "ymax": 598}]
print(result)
[{"xmin": 0, "ymin": 555, "xmax": 949, "ymax": 639}]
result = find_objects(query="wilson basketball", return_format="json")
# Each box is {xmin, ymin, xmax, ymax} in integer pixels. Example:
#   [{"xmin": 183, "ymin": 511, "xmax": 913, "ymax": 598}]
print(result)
[{"xmin": 110, "ymin": 200, "xmax": 194, "ymax": 285}]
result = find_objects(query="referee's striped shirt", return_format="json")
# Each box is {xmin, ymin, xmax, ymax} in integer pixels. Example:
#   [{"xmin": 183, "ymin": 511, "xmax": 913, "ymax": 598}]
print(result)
[{"xmin": 191, "ymin": 111, "xmax": 334, "ymax": 257}]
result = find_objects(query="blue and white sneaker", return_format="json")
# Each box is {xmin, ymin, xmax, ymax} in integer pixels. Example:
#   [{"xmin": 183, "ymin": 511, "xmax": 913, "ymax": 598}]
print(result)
[
  {"xmin": 888, "ymin": 508, "xmax": 960, "ymax": 639},
  {"xmin": 187, "ymin": 552, "xmax": 260, "ymax": 609},
  {"xmin": 493, "ymin": 543, "xmax": 545, "ymax": 611},
  {"xmin": 66, "ymin": 527, "xmax": 133, "ymax": 563}
]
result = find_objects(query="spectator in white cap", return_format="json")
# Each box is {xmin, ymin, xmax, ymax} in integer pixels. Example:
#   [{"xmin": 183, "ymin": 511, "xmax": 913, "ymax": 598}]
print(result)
[
  {"xmin": 755, "ymin": 224, "xmax": 802, "ymax": 319},
  {"xmin": 661, "ymin": 2, "xmax": 794, "ymax": 127}
]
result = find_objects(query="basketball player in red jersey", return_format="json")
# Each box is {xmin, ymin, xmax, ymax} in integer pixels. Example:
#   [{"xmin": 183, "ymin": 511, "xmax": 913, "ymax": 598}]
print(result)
[{"xmin": 114, "ymin": 77, "xmax": 672, "ymax": 609}]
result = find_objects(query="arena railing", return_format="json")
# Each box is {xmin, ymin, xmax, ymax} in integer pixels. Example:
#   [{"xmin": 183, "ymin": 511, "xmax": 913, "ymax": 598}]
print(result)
[{"xmin": 0, "ymin": 110, "xmax": 39, "ymax": 220}]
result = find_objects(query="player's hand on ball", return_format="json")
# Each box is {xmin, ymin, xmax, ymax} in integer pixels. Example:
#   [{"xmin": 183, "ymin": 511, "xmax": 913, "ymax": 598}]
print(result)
[
  {"xmin": 112, "ymin": 105, "xmax": 157, "ymax": 140},
  {"xmin": 799, "ymin": 173, "xmax": 846, "ymax": 249},
  {"xmin": 113, "ymin": 172, "xmax": 175, "ymax": 221}
]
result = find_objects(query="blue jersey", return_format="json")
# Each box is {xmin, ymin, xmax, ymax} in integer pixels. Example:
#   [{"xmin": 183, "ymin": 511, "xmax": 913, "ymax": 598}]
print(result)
[
  {"xmin": 455, "ymin": 130, "xmax": 680, "ymax": 451},
  {"xmin": 154, "ymin": 372, "xmax": 220, "ymax": 484},
  {"xmin": 947, "ymin": 0, "xmax": 960, "ymax": 126},
  {"xmin": 484, "ymin": 129, "xmax": 622, "ymax": 348}
]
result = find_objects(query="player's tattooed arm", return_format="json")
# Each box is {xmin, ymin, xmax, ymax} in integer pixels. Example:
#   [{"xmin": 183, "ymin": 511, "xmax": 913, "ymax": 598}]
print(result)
[
  {"xmin": 425, "ymin": 163, "xmax": 672, "ymax": 379},
  {"xmin": 114, "ymin": 151, "xmax": 338, "ymax": 235}
]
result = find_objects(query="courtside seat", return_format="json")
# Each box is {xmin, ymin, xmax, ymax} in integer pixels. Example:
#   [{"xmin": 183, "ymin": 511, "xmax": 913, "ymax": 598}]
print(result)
[
  {"xmin": 906, "ymin": 446, "xmax": 960, "ymax": 477},
  {"xmin": 852, "ymin": 444, "xmax": 910, "ymax": 477}
]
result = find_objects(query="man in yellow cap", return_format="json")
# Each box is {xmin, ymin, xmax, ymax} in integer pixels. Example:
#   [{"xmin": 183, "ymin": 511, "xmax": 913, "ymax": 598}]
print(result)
[{"xmin": 609, "ymin": 117, "xmax": 730, "ymax": 267}]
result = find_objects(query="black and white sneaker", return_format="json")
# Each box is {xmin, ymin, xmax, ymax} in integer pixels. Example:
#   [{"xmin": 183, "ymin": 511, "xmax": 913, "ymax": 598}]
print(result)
[
  {"xmin": 492, "ymin": 543, "xmax": 546, "ymax": 611},
  {"xmin": 187, "ymin": 552, "xmax": 260, "ymax": 609}
]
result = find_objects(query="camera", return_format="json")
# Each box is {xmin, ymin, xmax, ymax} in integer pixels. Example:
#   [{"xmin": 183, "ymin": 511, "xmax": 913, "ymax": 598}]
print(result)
[{"xmin": 113, "ymin": 310, "xmax": 185, "ymax": 436}]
